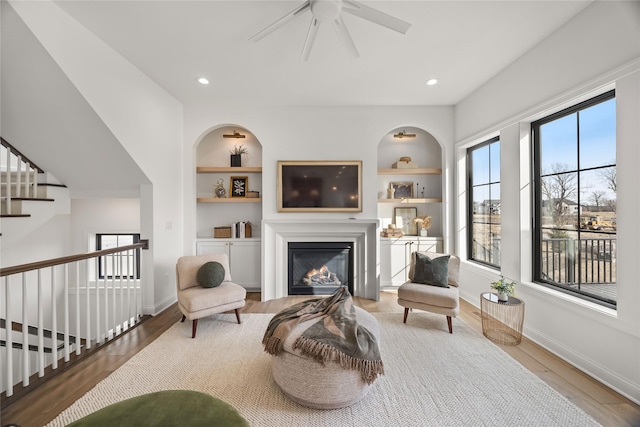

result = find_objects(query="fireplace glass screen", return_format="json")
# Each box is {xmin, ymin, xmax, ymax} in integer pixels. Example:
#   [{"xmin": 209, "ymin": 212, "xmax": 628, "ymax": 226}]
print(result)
[{"xmin": 288, "ymin": 242, "xmax": 354, "ymax": 296}]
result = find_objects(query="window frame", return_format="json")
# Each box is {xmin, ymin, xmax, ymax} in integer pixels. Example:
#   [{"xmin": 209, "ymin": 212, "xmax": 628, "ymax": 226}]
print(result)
[
  {"xmin": 467, "ymin": 136, "xmax": 501, "ymax": 269},
  {"xmin": 532, "ymin": 90, "xmax": 616, "ymax": 308},
  {"xmin": 96, "ymin": 233, "xmax": 141, "ymax": 280}
]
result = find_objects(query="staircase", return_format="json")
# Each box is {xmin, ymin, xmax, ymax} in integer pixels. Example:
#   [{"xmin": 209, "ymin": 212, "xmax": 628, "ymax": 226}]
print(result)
[{"xmin": 1, "ymin": 137, "xmax": 60, "ymax": 219}]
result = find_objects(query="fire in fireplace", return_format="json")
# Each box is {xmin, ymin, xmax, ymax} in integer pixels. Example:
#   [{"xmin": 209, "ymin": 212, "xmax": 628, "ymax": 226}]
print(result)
[{"xmin": 288, "ymin": 242, "xmax": 354, "ymax": 295}]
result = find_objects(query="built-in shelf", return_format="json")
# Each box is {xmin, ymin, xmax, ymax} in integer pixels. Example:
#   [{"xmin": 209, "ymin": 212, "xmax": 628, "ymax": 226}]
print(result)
[
  {"xmin": 197, "ymin": 166, "xmax": 262, "ymax": 173},
  {"xmin": 197, "ymin": 198, "xmax": 263, "ymax": 203},
  {"xmin": 377, "ymin": 198, "xmax": 442, "ymax": 203},
  {"xmin": 377, "ymin": 168, "xmax": 441, "ymax": 175}
]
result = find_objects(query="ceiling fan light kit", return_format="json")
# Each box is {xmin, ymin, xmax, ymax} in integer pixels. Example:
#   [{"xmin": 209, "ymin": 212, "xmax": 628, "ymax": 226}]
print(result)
[{"xmin": 250, "ymin": 0, "xmax": 411, "ymax": 62}]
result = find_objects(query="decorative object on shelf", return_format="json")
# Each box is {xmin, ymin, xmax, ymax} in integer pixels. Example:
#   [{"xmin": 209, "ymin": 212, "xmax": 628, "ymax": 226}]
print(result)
[
  {"xmin": 223, "ymin": 130, "xmax": 246, "ymax": 139},
  {"xmin": 214, "ymin": 178, "xmax": 227, "ymax": 198},
  {"xmin": 246, "ymin": 191, "xmax": 260, "ymax": 198},
  {"xmin": 387, "ymin": 183, "xmax": 395, "ymax": 199},
  {"xmin": 413, "ymin": 215, "xmax": 432, "ymax": 237},
  {"xmin": 380, "ymin": 224, "xmax": 403, "ymax": 238},
  {"xmin": 392, "ymin": 156, "xmax": 418, "ymax": 169},
  {"xmin": 393, "ymin": 130, "xmax": 416, "ymax": 139},
  {"xmin": 391, "ymin": 182, "xmax": 413, "ymax": 198},
  {"xmin": 232, "ymin": 221, "xmax": 252, "ymax": 238},
  {"xmin": 394, "ymin": 207, "xmax": 418, "ymax": 236},
  {"xmin": 230, "ymin": 144, "xmax": 248, "ymax": 167},
  {"xmin": 230, "ymin": 176, "xmax": 248, "ymax": 197},
  {"xmin": 490, "ymin": 276, "xmax": 516, "ymax": 302},
  {"xmin": 214, "ymin": 226, "xmax": 232, "ymax": 238}
]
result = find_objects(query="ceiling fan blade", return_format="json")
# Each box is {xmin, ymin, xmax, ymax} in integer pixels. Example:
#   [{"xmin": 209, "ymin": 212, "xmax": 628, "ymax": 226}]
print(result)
[
  {"xmin": 332, "ymin": 15, "xmax": 360, "ymax": 59},
  {"xmin": 342, "ymin": 0, "xmax": 411, "ymax": 34},
  {"xmin": 250, "ymin": 1, "xmax": 311, "ymax": 42},
  {"xmin": 301, "ymin": 18, "xmax": 320, "ymax": 62}
]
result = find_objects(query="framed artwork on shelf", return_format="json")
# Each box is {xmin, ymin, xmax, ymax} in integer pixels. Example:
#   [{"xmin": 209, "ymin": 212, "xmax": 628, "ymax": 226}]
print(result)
[
  {"xmin": 230, "ymin": 176, "xmax": 248, "ymax": 198},
  {"xmin": 394, "ymin": 207, "xmax": 418, "ymax": 236},
  {"xmin": 391, "ymin": 182, "xmax": 413, "ymax": 199}
]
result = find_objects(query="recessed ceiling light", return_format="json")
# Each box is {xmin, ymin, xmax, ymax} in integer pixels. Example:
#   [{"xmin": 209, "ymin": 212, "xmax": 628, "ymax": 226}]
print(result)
[
  {"xmin": 197, "ymin": 77, "xmax": 210, "ymax": 85},
  {"xmin": 426, "ymin": 78, "xmax": 438, "ymax": 86}
]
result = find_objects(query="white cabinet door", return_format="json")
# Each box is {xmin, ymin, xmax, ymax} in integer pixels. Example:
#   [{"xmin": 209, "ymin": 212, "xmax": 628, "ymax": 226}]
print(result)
[
  {"xmin": 380, "ymin": 238, "xmax": 414, "ymax": 288},
  {"xmin": 227, "ymin": 240, "xmax": 261, "ymax": 291},
  {"xmin": 380, "ymin": 237, "xmax": 444, "ymax": 288},
  {"xmin": 196, "ymin": 239, "xmax": 261, "ymax": 291}
]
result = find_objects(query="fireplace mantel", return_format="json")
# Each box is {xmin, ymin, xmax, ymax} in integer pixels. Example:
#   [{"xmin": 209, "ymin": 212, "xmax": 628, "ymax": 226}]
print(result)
[{"xmin": 261, "ymin": 219, "xmax": 379, "ymax": 301}]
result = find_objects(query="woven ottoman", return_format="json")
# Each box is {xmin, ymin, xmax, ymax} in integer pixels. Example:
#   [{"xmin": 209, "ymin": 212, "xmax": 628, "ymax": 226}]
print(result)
[{"xmin": 271, "ymin": 306, "xmax": 380, "ymax": 409}]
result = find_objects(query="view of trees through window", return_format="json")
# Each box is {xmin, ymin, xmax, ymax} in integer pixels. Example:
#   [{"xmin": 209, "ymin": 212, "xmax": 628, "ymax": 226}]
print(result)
[
  {"xmin": 468, "ymin": 137, "xmax": 501, "ymax": 268},
  {"xmin": 533, "ymin": 91, "xmax": 617, "ymax": 307}
]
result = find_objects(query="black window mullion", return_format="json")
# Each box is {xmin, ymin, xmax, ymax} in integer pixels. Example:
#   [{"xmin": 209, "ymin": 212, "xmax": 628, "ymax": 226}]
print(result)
[{"xmin": 532, "ymin": 90, "xmax": 616, "ymax": 308}]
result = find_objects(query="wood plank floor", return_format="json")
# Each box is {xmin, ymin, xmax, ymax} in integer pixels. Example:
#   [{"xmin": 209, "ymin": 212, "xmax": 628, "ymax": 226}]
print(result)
[{"xmin": 2, "ymin": 291, "xmax": 639, "ymax": 427}]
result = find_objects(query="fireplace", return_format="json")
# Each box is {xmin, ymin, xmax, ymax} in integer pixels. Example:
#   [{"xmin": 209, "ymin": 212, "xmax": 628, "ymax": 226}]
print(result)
[
  {"xmin": 262, "ymin": 218, "xmax": 379, "ymax": 301},
  {"xmin": 288, "ymin": 242, "xmax": 354, "ymax": 295}
]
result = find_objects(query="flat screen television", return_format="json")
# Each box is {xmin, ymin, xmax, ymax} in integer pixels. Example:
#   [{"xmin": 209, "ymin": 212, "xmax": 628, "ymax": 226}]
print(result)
[{"xmin": 277, "ymin": 160, "xmax": 362, "ymax": 212}]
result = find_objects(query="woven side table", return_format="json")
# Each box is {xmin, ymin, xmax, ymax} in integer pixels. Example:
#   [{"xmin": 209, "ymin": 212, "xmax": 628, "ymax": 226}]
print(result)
[{"xmin": 480, "ymin": 292, "xmax": 525, "ymax": 345}]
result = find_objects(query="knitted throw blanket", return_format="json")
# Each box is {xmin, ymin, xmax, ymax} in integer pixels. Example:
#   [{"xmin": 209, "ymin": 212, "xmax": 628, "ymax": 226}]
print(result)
[{"xmin": 262, "ymin": 287, "xmax": 384, "ymax": 384}]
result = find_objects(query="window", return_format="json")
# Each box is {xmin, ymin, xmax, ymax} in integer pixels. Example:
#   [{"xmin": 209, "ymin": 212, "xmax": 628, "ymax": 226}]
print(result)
[
  {"xmin": 96, "ymin": 234, "xmax": 141, "ymax": 280},
  {"xmin": 468, "ymin": 137, "xmax": 501, "ymax": 268},
  {"xmin": 533, "ymin": 90, "xmax": 616, "ymax": 308}
]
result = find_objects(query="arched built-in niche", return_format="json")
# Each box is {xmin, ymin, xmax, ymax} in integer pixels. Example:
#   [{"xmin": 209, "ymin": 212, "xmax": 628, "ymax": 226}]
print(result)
[
  {"xmin": 195, "ymin": 125, "xmax": 263, "ymax": 239},
  {"xmin": 377, "ymin": 126, "xmax": 444, "ymax": 288}
]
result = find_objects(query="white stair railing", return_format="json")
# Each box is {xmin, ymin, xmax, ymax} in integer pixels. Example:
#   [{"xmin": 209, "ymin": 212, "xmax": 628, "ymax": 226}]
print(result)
[
  {"xmin": 0, "ymin": 241, "xmax": 147, "ymax": 398},
  {"xmin": 1, "ymin": 139, "xmax": 41, "ymax": 215}
]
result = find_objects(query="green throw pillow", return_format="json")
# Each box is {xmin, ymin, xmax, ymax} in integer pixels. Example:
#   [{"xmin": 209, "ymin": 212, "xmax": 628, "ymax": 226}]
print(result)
[
  {"xmin": 197, "ymin": 261, "xmax": 225, "ymax": 288},
  {"xmin": 413, "ymin": 253, "xmax": 450, "ymax": 288}
]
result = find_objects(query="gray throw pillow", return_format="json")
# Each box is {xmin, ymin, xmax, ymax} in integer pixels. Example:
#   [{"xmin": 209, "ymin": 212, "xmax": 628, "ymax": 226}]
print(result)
[
  {"xmin": 413, "ymin": 253, "xmax": 450, "ymax": 288},
  {"xmin": 196, "ymin": 261, "xmax": 225, "ymax": 288}
]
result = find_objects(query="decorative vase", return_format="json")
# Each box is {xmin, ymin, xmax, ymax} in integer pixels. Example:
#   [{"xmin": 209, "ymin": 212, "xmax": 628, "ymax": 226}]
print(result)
[
  {"xmin": 420, "ymin": 228, "xmax": 428, "ymax": 237},
  {"xmin": 497, "ymin": 292, "xmax": 509, "ymax": 302},
  {"xmin": 387, "ymin": 186, "xmax": 395, "ymax": 199},
  {"xmin": 230, "ymin": 154, "xmax": 241, "ymax": 167}
]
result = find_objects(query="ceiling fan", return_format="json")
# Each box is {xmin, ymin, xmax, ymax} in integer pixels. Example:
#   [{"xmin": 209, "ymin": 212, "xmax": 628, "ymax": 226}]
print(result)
[{"xmin": 250, "ymin": 0, "xmax": 411, "ymax": 62}]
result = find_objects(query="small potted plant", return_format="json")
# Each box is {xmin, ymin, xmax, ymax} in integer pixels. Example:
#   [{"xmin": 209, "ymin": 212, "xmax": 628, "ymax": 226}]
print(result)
[
  {"xmin": 413, "ymin": 216, "xmax": 432, "ymax": 237},
  {"xmin": 490, "ymin": 276, "xmax": 516, "ymax": 302},
  {"xmin": 230, "ymin": 144, "xmax": 248, "ymax": 167}
]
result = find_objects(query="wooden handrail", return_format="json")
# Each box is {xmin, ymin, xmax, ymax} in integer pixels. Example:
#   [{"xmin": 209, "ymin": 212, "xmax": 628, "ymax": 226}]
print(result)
[
  {"xmin": 1, "ymin": 137, "xmax": 44, "ymax": 174},
  {"xmin": 0, "ymin": 240, "xmax": 148, "ymax": 277}
]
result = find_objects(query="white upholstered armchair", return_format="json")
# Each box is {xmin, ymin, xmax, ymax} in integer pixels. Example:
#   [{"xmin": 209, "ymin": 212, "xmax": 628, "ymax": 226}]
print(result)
[
  {"xmin": 397, "ymin": 251, "xmax": 461, "ymax": 333},
  {"xmin": 176, "ymin": 253, "xmax": 246, "ymax": 338}
]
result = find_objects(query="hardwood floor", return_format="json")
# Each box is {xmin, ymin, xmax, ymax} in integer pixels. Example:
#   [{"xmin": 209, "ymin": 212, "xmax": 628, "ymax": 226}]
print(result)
[{"xmin": 2, "ymin": 291, "xmax": 639, "ymax": 427}]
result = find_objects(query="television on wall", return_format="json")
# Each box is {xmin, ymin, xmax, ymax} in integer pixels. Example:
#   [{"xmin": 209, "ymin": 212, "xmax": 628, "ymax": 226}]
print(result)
[{"xmin": 277, "ymin": 160, "xmax": 362, "ymax": 212}]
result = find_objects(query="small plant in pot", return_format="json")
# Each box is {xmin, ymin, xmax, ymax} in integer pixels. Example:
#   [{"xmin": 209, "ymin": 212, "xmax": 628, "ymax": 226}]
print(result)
[
  {"xmin": 230, "ymin": 144, "xmax": 248, "ymax": 167},
  {"xmin": 490, "ymin": 276, "xmax": 516, "ymax": 302}
]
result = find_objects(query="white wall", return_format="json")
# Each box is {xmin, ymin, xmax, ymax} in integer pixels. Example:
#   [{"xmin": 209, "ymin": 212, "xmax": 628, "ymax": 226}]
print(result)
[
  {"xmin": 69, "ymin": 199, "xmax": 140, "ymax": 254},
  {"xmin": 455, "ymin": 1, "xmax": 640, "ymax": 143},
  {"xmin": 454, "ymin": 1, "xmax": 640, "ymax": 403},
  {"xmin": 182, "ymin": 105, "xmax": 455, "ymax": 253},
  {"xmin": 8, "ymin": 0, "xmax": 184, "ymax": 315}
]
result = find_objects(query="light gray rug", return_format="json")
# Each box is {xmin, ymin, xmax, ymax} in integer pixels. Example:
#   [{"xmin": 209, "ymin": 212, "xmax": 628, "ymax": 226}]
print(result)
[{"xmin": 47, "ymin": 312, "xmax": 600, "ymax": 426}]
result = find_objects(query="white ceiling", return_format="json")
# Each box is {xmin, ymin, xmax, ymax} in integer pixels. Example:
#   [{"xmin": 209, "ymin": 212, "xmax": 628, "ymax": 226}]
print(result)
[{"xmin": 54, "ymin": 0, "xmax": 592, "ymax": 108}]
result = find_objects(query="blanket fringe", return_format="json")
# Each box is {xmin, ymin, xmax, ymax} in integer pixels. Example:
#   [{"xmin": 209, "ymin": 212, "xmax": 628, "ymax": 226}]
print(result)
[
  {"xmin": 293, "ymin": 336, "xmax": 385, "ymax": 384},
  {"xmin": 262, "ymin": 336, "xmax": 284, "ymax": 355}
]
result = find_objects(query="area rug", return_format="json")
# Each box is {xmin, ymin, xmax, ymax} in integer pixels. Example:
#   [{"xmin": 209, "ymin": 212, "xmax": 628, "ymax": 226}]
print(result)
[{"xmin": 47, "ymin": 313, "xmax": 600, "ymax": 427}]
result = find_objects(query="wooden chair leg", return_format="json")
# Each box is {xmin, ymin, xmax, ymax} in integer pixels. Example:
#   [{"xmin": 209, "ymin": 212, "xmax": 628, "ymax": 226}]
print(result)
[
  {"xmin": 191, "ymin": 319, "xmax": 198, "ymax": 339},
  {"xmin": 446, "ymin": 316, "xmax": 453, "ymax": 334},
  {"xmin": 235, "ymin": 309, "xmax": 242, "ymax": 324},
  {"xmin": 403, "ymin": 307, "xmax": 409, "ymax": 323},
  {"xmin": 181, "ymin": 314, "xmax": 186, "ymax": 323}
]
